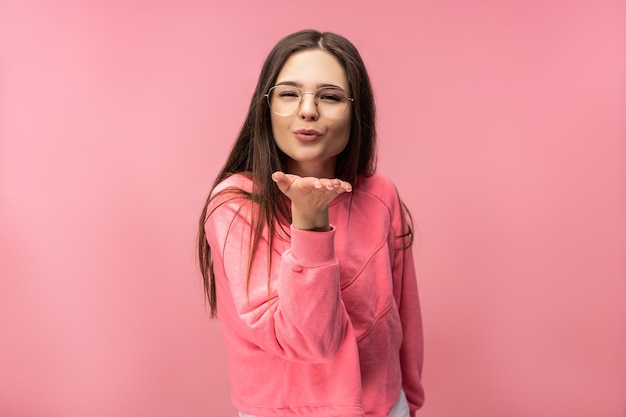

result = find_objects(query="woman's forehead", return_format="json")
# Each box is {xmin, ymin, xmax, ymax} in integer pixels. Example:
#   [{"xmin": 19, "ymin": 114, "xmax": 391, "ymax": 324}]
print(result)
[{"xmin": 276, "ymin": 49, "xmax": 348, "ymax": 90}]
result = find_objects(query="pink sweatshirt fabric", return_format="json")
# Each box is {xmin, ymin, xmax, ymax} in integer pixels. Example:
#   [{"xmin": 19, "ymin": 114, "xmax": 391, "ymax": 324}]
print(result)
[{"xmin": 204, "ymin": 173, "xmax": 425, "ymax": 417}]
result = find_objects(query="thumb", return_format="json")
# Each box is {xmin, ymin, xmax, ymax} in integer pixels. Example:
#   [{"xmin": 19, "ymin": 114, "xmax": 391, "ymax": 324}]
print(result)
[{"xmin": 271, "ymin": 171, "xmax": 295, "ymax": 194}]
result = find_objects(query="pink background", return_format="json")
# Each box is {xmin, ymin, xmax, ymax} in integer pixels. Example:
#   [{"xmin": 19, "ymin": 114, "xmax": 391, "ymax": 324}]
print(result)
[{"xmin": 1, "ymin": 1, "xmax": 625, "ymax": 416}]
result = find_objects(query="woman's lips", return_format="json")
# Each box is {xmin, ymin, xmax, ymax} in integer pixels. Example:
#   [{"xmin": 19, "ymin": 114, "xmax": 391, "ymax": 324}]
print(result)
[{"xmin": 293, "ymin": 129, "xmax": 322, "ymax": 142}]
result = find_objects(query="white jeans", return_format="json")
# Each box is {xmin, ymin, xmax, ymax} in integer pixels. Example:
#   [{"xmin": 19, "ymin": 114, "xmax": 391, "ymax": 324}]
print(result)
[{"xmin": 239, "ymin": 389, "xmax": 410, "ymax": 417}]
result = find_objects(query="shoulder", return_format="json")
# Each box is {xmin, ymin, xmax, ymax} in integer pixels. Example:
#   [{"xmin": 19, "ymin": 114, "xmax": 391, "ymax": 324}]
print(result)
[
  {"xmin": 211, "ymin": 173, "xmax": 253, "ymax": 196},
  {"xmin": 206, "ymin": 173, "xmax": 255, "ymax": 219},
  {"xmin": 354, "ymin": 172, "xmax": 401, "ymax": 207},
  {"xmin": 353, "ymin": 173, "xmax": 413, "ymax": 243}
]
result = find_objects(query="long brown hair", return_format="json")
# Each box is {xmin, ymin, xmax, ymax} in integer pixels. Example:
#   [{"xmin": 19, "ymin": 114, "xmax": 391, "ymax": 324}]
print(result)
[{"xmin": 197, "ymin": 30, "xmax": 378, "ymax": 317}]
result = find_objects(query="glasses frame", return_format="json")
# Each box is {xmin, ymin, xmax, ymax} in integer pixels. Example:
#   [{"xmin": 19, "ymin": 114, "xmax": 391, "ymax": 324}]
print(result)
[{"xmin": 264, "ymin": 85, "xmax": 354, "ymax": 118}]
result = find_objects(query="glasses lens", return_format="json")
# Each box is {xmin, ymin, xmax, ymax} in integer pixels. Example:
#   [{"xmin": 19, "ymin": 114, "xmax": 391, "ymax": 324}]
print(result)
[
  {"xmin": 267, "ymin": 86, "xmax": 351, "ymax": 117},
  {"xmin": 267, "ymin": 85, "xmax": 301, "ymax": 116},
  {"xmin": 316, "ymin": 87, "xmax": 350, "ymax": 117}
]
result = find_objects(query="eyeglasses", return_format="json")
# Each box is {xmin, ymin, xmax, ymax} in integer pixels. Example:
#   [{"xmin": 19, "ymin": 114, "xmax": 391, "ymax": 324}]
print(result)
[{"xmin": 265, "ymin": 85, "xmax": 354, "ymax": 118}]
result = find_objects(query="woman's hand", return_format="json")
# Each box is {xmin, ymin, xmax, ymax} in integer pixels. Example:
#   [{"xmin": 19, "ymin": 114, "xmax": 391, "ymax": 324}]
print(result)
[{"xmin": 272, "ymin": 171, "xmax": 352, "ymax": 231}]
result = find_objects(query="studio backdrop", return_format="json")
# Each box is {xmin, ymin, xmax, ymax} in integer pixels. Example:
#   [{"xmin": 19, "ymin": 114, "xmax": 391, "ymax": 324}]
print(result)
[{"xmin": 1, "ymin": 1, "xmax": 624, "ymax": 416}]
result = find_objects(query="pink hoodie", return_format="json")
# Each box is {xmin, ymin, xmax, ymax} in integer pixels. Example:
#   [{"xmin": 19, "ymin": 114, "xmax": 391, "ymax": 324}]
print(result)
[{"xmin": 204, "ymin": 173, "xmax": 424, "ymax": 417}]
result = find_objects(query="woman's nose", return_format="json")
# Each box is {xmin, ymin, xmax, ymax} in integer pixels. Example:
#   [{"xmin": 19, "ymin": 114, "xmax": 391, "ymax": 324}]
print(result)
[{"xmin": 298, "ymin": 92, "xmax": 319, "ymax": 120}]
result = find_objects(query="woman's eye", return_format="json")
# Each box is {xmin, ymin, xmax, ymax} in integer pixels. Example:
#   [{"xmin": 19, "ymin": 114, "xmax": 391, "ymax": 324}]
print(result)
[
  {"xmin": 278, "ymin": 90, "xmax": 300, "ymax": 99},
  {"xmin": 318, "ymin": 90, "xmax": 344, "ymax": 102}
]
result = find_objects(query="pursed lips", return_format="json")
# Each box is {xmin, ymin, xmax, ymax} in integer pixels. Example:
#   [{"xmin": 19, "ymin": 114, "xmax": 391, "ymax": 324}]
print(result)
[{"xmin": 293, "ymin": 128, "xmax": 323, "ymax": 142}]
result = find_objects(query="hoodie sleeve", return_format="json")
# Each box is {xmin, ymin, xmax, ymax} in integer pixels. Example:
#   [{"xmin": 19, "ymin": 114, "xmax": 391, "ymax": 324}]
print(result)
[
  {"xmin": 389, "ymin": 185, "xmax": 425, "ymax": 416},
  {"xmin": 204, "ymin": 183, "xmax": 349, "ymax": 363}
]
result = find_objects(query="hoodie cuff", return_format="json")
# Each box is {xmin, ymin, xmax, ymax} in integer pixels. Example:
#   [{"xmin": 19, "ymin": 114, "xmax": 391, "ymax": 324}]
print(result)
[{"xmin": 289, "ymin": 225, "xmax": 336, "ymax": 267}]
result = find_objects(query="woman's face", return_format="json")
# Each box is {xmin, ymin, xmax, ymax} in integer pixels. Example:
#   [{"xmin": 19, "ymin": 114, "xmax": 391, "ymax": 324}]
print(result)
[{"xmin": 270, "ymin": 49, "xmax": 351, "ymax": 179}]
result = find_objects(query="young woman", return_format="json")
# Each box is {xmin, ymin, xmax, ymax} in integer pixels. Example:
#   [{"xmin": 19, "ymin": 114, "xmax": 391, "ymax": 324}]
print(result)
[{"xmin": 198, "ymin": 30, "xmax": 425, "ymax": 417}]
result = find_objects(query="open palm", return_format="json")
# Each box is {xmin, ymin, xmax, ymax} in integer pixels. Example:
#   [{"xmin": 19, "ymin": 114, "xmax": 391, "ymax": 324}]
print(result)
[{"xmin": 272, "ymin": 171, "xmax": 352, "ymax": 231}]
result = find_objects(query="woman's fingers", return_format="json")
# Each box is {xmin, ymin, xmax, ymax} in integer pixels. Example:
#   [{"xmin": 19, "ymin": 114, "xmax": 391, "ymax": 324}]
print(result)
[
  {"xmin": 272, "ymin": 172, "xmax": 352, "ymax": 197},
  {"xmin": 318, "ymin": 178, "xmax": 352, "ymax": 194}
]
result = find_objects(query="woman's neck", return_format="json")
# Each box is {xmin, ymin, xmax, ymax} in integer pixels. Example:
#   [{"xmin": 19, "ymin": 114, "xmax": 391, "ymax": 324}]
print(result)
[{"xmin": 288, "ymin": 158, "xmax": 336, "ymax": 179}]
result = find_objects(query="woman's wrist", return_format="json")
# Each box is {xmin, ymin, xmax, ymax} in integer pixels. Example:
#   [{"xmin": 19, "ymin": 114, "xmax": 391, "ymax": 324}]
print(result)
[{"xmin": 291, "ymin": 207, "xmax": 330, "ymax": 231}]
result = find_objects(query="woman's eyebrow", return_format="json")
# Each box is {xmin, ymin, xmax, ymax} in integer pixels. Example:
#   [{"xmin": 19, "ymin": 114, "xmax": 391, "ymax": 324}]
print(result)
[
  {"xmin": 275, "ymin": 80, "xmax": 346, "ymax": 90},
  {"xmin": 275, "ymin": 80, "xmax": 301, "ymax": 87},
  {"xmin": 317, "ymin": 83, "xmax": 345, "ymax": 90}
]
